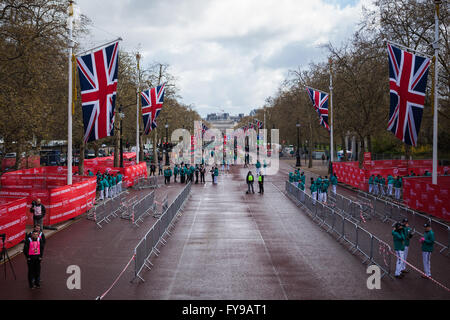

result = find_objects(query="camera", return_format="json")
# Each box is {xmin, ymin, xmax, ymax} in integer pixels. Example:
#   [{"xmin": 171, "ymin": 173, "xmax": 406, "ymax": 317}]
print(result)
[{"xmin": 0, "ymin": 233, "xmax": 5, "ymax": 240}]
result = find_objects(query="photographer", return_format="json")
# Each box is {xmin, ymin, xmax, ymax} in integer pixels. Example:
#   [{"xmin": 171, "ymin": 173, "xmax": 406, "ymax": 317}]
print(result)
[
  {"xmin": 30, "ymin": 199, "xmax": 46, "ymax": 230},
  {"xmin": 23, "ymin": 230, "xmax": 44, "ymax": 289}
]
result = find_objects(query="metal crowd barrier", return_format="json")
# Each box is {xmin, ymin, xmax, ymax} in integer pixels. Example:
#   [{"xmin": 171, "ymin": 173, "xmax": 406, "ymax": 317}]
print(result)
[
  {"xmin": 357, "ymin": 190, "xmax": 450, "ymax": 255},
  {"xmin": 133, "ymin": 176, "xmax": 159, "ymax": 190},
  {"xmin": 133, "ymin": 182, "xmax": 192, "ymax": 282},
  {"xmin": 328, "ymin": 192, "xmax": 369, "ymax": 224},
  {"xmin": 89, "ymin": 192, "xmax": 127, "ymax": 228},
  {"xmin": 120, "ymin": 191, "xmax": 156, "ymax": 226},
  {"xmin": 285, "ymin": 181, "xmax": 393, "ymax": 278}
]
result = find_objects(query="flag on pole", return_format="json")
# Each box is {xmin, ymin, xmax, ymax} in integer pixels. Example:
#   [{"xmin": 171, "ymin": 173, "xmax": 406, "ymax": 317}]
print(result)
[
  {"xmin": 306, "ymin": 87, "xmax": 330, "ymax": 132},
  {"xmin": 141, "ymin": 83, "xmax": 166, "ymax": 135},
  {"xmin": 387, "ymin": 43, "xmax": 431, "ymax": 146},
  {"xmin": 76, "ymin": 41, "xmax": 119, "ymax": 142}
]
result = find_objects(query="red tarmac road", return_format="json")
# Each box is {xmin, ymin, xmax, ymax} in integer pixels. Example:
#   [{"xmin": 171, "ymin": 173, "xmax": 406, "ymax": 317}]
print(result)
[{"xmin": 0, "ymin": 163, "xmax": 449, "ymax": 299}]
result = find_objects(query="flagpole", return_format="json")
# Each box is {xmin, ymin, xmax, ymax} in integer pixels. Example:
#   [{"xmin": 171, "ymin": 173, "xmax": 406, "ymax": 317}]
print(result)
[
  {"xmin": 329, "ymin": 58, "xmax": 334, "ymax": 163},
  {"xmin": 136, "ymin": 52, "xmax": 141, "ymax": 164},
  {"xmin": 67, "ymin": 1, "xmax": 74, "ymax": 185},
  {"xmin": 432, "ymin": 0, "xmax": 440, "ymax": 185}
]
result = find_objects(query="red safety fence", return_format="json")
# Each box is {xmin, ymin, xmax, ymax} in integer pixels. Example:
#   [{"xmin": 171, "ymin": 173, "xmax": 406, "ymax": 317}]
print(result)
[
  {"xmin": 403, "ymin": 176, "xmax": 450, "ymax": 221},
  {"xmin": 1, "ymin": 155, "xmax": 40, "ymax": 171},
  {"xmin": 333, "ymin": 160, "xmax": 449, "ymax": 220},
  {"xmin": 0, "ymin": 169, "xmax": 97, "ymax": 227},
  {"xmin": 0, "ymin": 197, "xmax": 28, "ymax": 249},
  {"xmin": 83, "ymin": 161, "xmax": 147, "ymax": 188}
]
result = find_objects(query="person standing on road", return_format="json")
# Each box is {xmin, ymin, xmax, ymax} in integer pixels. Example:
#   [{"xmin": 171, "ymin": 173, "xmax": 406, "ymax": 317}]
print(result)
[
  {"xmin": 258, "ymin": 173, "xmax": 264, "ymax": 194},
  {"xmin": 164, "ymin": 166, "xmax": 172, "ymax": 185},
  {"xmin": 392, "ymin": 222, "xmax": 406, "ymax": 279},
  {"xmin": 401, "ymin": 218, "xmax": 413, "ymax": 274},
  {"xmin": 180, "ymin": 165, "xmax": 186, "ymax": 184},
  {"xmin": 368, "ymin": 174, "xmax": 374, "ymax": 194},
  {"xmin": 255, "ymin": 160, "xmax": 261, "ymax": 176},
  {"xmin": 394, "ymin": 176, "xmax": 402, "ymax": 200},
  {"xmin": 210, "ymin": 166, "xmax": 215, "ymax": 184},
  {"xmin": 150, "ymin": 163, "xmax": 156, "ymax": 176},
  {"xmin": 387, "ymin": 174, "xmax": 394, "ymax": 196},
  {"xmin": 200, "ymin": 164, "xmax": 206, "ymax": 184},
  {"xmin": 310, "ymin": 178, "xmax": 317, "ymax": 205},
  {"xmin": 195, "ymin": 164, "xmax": 200, "ymax": 184},
  {"xmin": 23, "ymin": 230, "xmax": 44, "ymax": 289},
  {"xmin": 246, "ymin": 171, "xmax": 255, "ymax": 194},
  {"xmin": 30, "ymin": 199, "xmax": 46, "ymax": 230},
  {"xmin": 174, "ymin": 164, "xmax": 179, "ymax": 183},
  {"xmin": 420, "ymin": 223, "xmax": 435, "ymax": 279},
  {"xmin": 330, "ymin": 173, "xmax": 338, "ymax": 195},
  {"xmin": 158, "ymin": 162, "xmax": 163, "ymax": 176},
  {"xmin": 213, "ymin": 166, "xmax": 219, "ymax": 184}
]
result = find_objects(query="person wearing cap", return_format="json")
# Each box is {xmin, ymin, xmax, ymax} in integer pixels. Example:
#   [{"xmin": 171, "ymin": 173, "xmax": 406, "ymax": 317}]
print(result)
[
  {"xmin": 420, "ymin": 223, "xmax": 435, "ymax": 279},
  {"xmin": 392, "ymin": 222, "xmax": 406, "ymax": 279},
  {"xmin": 246, "ymin": 171, "xmax": 255, "ymax": 194},
  {"xmin": 401, "ymin": 218, "xmax": 413, "ymax": 273},
  {"xmin": 30, "ymin": 199, "xmax": 46, "ymax": 230},
  {"xmin": 387, "ymin": 174, "xmax": 394, "ymax": 196},
  {"xmin": 310, "ymin": 177, "xmax": 317, "ymax": 205}
]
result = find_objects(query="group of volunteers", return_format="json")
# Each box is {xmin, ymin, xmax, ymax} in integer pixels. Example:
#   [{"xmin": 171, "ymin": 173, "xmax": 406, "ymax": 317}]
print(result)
[
  {"xmin": 289, "ymin": 169, "xmax": 338, "ymax": 204},
  {"xmin": 368, "ymin": 170, "xmax": 435, "ymax": 201},
  {"xmin": 162, "ymin": 162, "xmax": 221, "ymax": 185},
  {"xmin": 392, "ymin": 219, "xmax": 435, "ymax": 280},
  {"xmin": 368, "ymin": 174, "xmax": 402, "ymax": 199},
  {"xmin": 91, "ymin": 169, "xmax": 123, "ymax": 200}
]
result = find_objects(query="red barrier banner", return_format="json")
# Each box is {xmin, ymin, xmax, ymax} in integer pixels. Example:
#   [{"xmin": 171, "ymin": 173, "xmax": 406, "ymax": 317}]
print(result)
[
  {"xmin": 401, "ymin": 176, "xmax": 450, "ymax": 221},
  {"xmin": 1, "ymin": 155, "xmax": 40, "ymax": 171},
  {"xmin": 0, "ymin": 197, "xmax": 28, "ymax": 249}
]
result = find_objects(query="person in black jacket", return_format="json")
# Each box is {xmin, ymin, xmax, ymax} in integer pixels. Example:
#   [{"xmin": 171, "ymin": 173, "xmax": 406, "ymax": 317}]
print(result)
[
  {"xmin": 258, "ymin": 173, "xmax": 264, "ymax": 194},
  {"xmin": 246, "ymin": 171, "xmax": 255, "ymax": 194},
  {"xmin": 23, "ymin": 230, "xmax": 44, "ymax": 289},
  {"xmin": 30, "ymin": 199, "xmax": 46, "ymax": 230},
  {"xmin": 200, "ymin": 165, "xmax": 206, "ymax": 184}
]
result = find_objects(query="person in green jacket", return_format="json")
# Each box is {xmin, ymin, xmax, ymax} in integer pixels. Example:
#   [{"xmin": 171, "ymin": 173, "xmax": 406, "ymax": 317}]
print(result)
[
  {"xmin": 392, "ymin": 222, "xmax": 406, "ymax": 278},
  {"xmin": 293, "ymin": 171, "xmax": 299, "ymax": 183},
  {"xmin": 289, "ymin": 172, "xmax": 294, "ymax": 183},
  {"xmin": 330, "ymin": 173, "xmax": 338, "ymax": 195},
  {"xmin": 117, "ymin": 172, "xmax": 123, "ymax": 193},
  {"xmin": 190, "ymin": 165, "xmax": 195, "ymax": 183},
  {"xmin": 322, "ymin": 177, "xmax": 329, "ymax": 203},
  {"xmin": 300, "ymin": 172, "xmax": 306, "ymax": 184},
  {"xmin": 255, "ymin": 160, "xmax": 261, "ymax": 176},
  {"xmin": 380, "ymin": 176, "xmax": 386, "ymax": 196},
  {"xmin": 387, "ymin": 174, "xmax": 394, "ymax": 196},
  {"xmin": 164, "ymin": 166, "xmax": 172, "ymax": 185},
  {"xmin": 88, "ymin": 169, "xmax": 94, "ymax": 176},
  {"xmin": 98, "ymin": 175, "xmax": 105, "ymax": 200},
  {"xmin": 103, "ymin": 176, "xmax": 110, "ymax": 198},
  {"xmin": 400, "ymin": 218, "xmax": 413, "ymax": 273},
  {"xmin": 368, "ymin": 174, "xmax": 375, "ymax": 193},
  {"xmin": 310, "ymin": 177, "xmax": 317, "ymax": 204},
  {"xmin": 394, "ymin": 176, "xmax": 402, "ymax": 200},
  {"xmin": 420, "ymin": 223, "xmax": 435, "ymax": 278},
  {"xmin": 373, "ymin": 175, "xmax": 380, "ymax": 195},
  {"xmin": 213, "ymin": 166, "xmax": 219, "ymax": 184}
]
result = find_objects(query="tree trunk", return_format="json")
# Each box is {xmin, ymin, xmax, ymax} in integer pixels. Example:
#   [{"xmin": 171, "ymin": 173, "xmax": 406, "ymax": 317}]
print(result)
[
  {"xmin": 79, "ymin": 141, "xmax": 85, "ymax": 175},
  {"xmin": 153, "ymin": 129, "xmax": 158, "ymax": 164},
  {"xmin": 308, "ymin": 121, "xmax": 313, "ymax": 168},
  {"xmin": 358, "ymin": 136, "xmax": 365, "ymax": 168},
  {"xmin": 341, "ymin": 135, "xmax": 347, "ymax": 162}
]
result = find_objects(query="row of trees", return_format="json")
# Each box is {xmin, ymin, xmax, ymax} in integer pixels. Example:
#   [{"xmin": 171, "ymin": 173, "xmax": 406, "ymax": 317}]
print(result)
[
  {"xmin": 240, "ymin": 0, "xmax": 449, "ymax": 166},
  {"xmin": 0, "ymin": 0, "xmax": 203, "ymax": 171}
]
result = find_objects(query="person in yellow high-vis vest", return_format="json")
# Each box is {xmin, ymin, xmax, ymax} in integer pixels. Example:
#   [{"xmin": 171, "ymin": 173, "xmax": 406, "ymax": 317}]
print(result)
[
  {"xmin": 246, "ymin": 171, "xmax": 255, "ymax": 194},
  {"xmin": 258, "ymin": 174, "xmax": 264, "ymax": 194}
]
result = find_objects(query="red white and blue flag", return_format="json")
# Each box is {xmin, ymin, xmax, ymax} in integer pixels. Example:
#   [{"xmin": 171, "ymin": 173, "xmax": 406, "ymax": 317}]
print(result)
[
  {"xmin": 306, "ymin": 87, "xmax": 330, "ymax": 132},
  {"xmin": 201, "ymin": 123, "xmax": 209, "ymax": 136},
  {"xmin": 76, "ymin": 42, "xmax": 119, "ymax": 143},
  {"xmin": 254, "ymin": 119, "xmax": 263, "ymax": 129},
  {"xmin": 387, "ymin": 43, "xmax": 430, "ymax": 146},
  {"xmin": 141, "ymin": 83, "xmax": 166, "ymax": 135}
]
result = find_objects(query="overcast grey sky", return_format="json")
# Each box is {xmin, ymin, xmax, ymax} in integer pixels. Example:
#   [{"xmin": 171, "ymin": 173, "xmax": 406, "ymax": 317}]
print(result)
[{"xmin": 75, "ymin": 0, "xmax": 373, "ymax": 118}]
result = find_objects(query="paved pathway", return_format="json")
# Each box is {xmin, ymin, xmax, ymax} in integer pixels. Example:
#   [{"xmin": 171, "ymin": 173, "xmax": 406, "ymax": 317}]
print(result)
[{"xmin": 1, "ymin": 163, "xmax": 448, "ymax": 299}]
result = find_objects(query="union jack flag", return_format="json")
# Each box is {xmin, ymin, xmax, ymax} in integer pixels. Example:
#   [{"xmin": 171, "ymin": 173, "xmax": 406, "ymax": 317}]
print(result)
[
  {"xmin": 76, "ymin": 41, "xmax": 119, "ymax": 142},
  {"xmin": 306, "ymin": 87, "xmax": 330, "ymax": 132},
  {"xmin": 141, "ymin": 84, "xmax": 165, "ymax": 135},
  {"xmin": 387, "ymin": 43, "xmax": 430, "ymax": 146}
]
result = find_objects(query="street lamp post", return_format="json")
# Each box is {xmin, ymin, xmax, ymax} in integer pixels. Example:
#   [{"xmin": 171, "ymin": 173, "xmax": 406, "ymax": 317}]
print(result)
[
  {"xmin": 296, "ymin": 122, "xmax": 301, "ymax": 167},
  {"xmin": 165, "ymin": 122, "xmax": 170, "ymax": 165}
]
